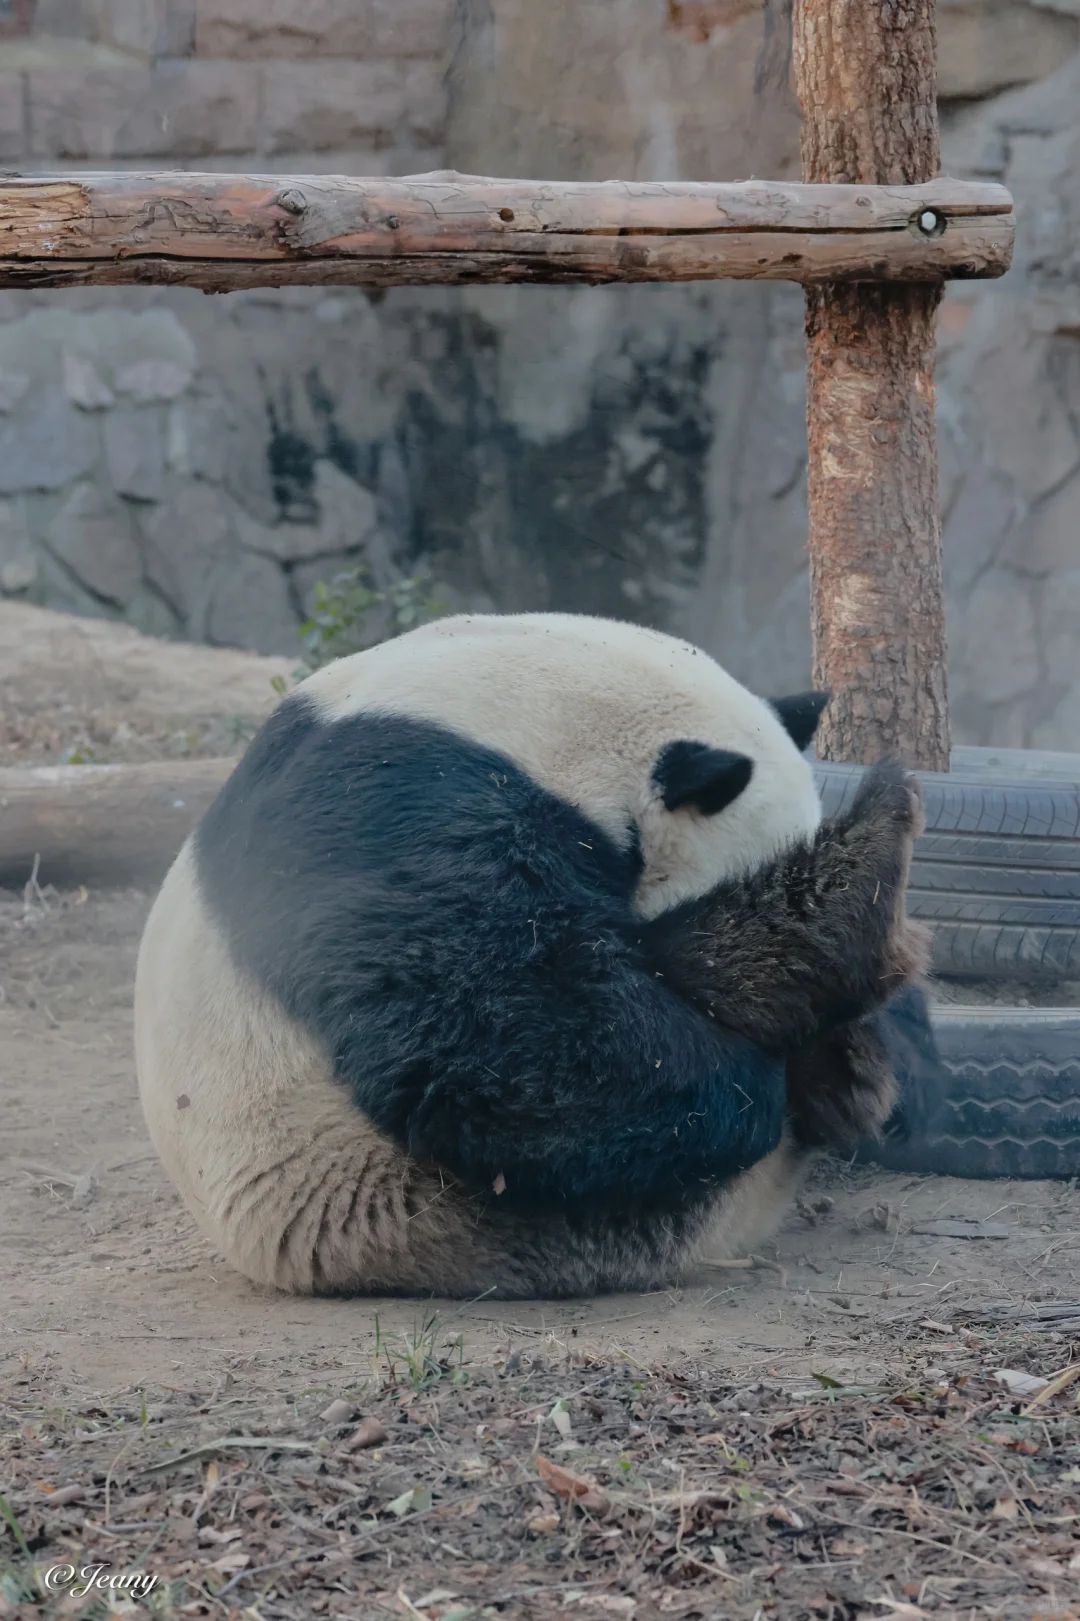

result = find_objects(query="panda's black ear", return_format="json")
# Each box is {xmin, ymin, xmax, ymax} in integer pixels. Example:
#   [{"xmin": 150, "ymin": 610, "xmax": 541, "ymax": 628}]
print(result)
[
  {"xmin": 770, "ymin": 690, "xmax": 830, "ymax": 752},
  {"xmin": 654, "ymin": 741, "xmax": 754, "ymax": 817}
]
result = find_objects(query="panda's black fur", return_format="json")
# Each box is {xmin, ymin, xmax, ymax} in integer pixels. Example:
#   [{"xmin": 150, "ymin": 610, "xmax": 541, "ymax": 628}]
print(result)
[{"xmin": 196, "ymin": 696, "xmax": 786, "ymax": 1217}]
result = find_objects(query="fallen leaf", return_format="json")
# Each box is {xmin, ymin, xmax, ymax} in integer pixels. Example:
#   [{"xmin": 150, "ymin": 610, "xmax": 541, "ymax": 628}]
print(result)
[
  {"xmin": 36, "ymin": 1484, "xmax": 83, "ymax": 1506},
  {"xmin": 855, "ymin": 1202, "xmax": 898, "ymax": 1233},
  {"xmin": 536, "ymin": 1454, "xmax": 608, "ymax": 1512},
  {"xmin": 72, "ymin": 1170, "xmax": 97, "ymax": 1207},
  {"xmin": 386, "ymin": 1485, "xmax": 433, "ymax": 1517},
  {"xmin": 320, "ymin": 1398, "xmax": 355, "ymax": 1425},
  {"xmin": 994, "ymin": 1369, "xmax": 1048, "ymax": 1397},
  {"xmin": 209, "ymin": 1550, "xmax": 250, "ymax": 1572},
  {"xmin": 830, "ymin": 1536, "xmax": 869, "ymax": 1556},
  {"xmin": 199, "ymin": 1524, "xmax": 243, "ymax": 1546},
  {"xmin": 984, "ymin": 1431, "xmax": 1039, "ymax": 1454},
  {"xmin": 858, "ymin": 1602, "xmax": 929, "ymax": 1619},
  {"xmin": 346, "ymin": 1417, "xmax": 389, "ymax": 1450},
  {"xmin": 1027, "ymin": 1555, "xmax": 1067, "ymax": 1579},
  {"xmin": 549, "ymin": 1399, "xmax": 573, "ymax": 1438},
  {"xmin": 1024, "ymin": 1363, "xmax": 1080, "ymax": 1411}
]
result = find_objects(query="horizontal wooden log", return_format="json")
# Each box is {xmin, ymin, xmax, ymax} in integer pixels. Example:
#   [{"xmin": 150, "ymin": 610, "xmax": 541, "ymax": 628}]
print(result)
[
  {"xmin": 0, "ymin": 759, "xmax": 233, "ymax": 889},
  {"xmin": 0, "ymin": 171, "xmax": 1015, "ymax": 288}
]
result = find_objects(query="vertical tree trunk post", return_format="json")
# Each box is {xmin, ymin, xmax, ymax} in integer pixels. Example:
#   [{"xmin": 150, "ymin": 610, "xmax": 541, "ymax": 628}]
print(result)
[{"xmin": 792, "ymin": 0, "xmax": 951, "ymax": 771}]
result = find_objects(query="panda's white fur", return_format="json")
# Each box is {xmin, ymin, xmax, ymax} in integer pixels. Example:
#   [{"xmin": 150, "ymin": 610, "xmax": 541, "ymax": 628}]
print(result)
[
  {"xmin": 303, "ymin": 613, "xmax": 822, "ymax": 918},
  {"xmin": 135, "ymin": 613, "xmax": 823, "ymax": 1297}
]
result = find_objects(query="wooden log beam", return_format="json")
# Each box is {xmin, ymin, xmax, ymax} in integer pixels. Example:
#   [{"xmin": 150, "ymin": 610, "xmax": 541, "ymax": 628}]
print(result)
[
  {"xmin": 0, "ymin": 760, "xmax": 233, "ymax": 888},
  {"xmin": 794, "ymin": 1, "xmax": 952, "ymax": 772},
  {"xmin": 0, "ymin": 171, "xmax": 1013, "ymax": 290}
]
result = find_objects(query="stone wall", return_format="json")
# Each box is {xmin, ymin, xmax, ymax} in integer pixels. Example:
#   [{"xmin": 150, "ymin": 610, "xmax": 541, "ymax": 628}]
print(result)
[
  {"xmin": 0, "ymin": 0, "xmax": 1078, "ymax": 749},
  {"xmin": 0, "ymin": 0, "xmax": 448, "ymax": 171}
]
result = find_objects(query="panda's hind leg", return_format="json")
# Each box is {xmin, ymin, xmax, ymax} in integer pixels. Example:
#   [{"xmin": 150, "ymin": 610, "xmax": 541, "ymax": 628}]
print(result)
[
  {"xmin": 701, "ymin": 1134, "xmax": 812, "ymax": 1261},
  {"xmin": 785, "ymin": 1014, "xmax": 897, "ymax": 1151}
]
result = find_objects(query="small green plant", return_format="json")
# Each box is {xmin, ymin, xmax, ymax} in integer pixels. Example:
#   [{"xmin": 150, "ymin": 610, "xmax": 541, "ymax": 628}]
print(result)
[
  {"xmin": 0, "ymin": 1492, "xmax": 31, "ymax": 1562},
  {"xmin": 224, "ymin": 714, "xmax": 256, "ymax": 750},
  {"xmin": 0, "ymin": 1492, "xmax": 36, "ymax": 1609},
  {"xmin": 299, "ymin": 565, "xmax": 446, "ymax": 673},
  {"xmin": 61, "ymin": 743, "xmax": 98, "ymax": 766},
  {"xmin": 374, "ymin": 1312, "xmax": 468, "ymax": 1393}
]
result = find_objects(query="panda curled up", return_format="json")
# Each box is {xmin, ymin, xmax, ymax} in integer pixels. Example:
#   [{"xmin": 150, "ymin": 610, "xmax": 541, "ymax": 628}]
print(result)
[{"xmin": 134, "ymin": 612, "xmax": 930, "ymax": 1298}]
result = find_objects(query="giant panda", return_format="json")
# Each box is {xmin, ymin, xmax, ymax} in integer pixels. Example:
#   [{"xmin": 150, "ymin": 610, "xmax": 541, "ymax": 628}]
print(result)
[{"xmin": 134, "ymin": 612, "xmax": 928, "ymax": 1298}]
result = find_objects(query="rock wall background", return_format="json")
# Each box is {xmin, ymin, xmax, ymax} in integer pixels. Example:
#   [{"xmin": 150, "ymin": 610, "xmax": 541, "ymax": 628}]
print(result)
[{"xmin": 0, "ymin": 0, "xmax": 1077, "ymax": 748}]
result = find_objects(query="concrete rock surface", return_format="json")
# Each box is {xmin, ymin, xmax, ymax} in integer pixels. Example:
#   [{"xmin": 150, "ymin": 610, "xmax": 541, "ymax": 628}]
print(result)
[{"xmin": 0, "ymin": 0, "xmax": 1076, "ymax": 748}]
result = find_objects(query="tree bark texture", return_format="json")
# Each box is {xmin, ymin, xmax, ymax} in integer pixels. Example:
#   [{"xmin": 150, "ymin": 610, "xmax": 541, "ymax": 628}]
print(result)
[
  {"xmin": 794, "ymin": 0, "xmax": 952, "ymax": 771},
  {"xmin": 0, "ymin": 172, "xmax": 1012, "ymax": 291}
]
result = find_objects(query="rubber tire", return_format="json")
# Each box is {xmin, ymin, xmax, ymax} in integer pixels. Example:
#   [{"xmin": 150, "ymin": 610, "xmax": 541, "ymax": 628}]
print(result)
[
  {"xmin": 813, "ymin": 761, "xmax": 1080, "ymax": 986},
  {"xmin": 861, "ymin": 990, "xmax": 1080, "ymax": 1179},
  {"xmin": 949, "ymin": 745, "xmax": 1080, "ymax": 783}
]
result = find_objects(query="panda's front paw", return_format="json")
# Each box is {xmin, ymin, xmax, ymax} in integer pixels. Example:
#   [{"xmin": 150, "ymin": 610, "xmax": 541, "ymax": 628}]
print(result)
[
  {"xmin": 847, "ymin": 756, "xmax": 925, "ymax": 839},
  {"xmin": 821, "ymin": 758, "xmax": 931, "ymax": 1001},
  {"xmin": 642, "ymin": 757, "xmax": 930, "ymax": 1055},
  {"xmin": 786, "ymin": 1015, "xmax": 897, "ymax": 1150}
]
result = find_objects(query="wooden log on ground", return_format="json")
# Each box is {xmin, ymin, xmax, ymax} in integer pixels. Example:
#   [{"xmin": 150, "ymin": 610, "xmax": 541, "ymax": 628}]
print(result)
[
  {"xmin": 0, "ymin": 172, "xmax": 1013, "ymax": 290},
  {"xmin": 0, "ymin": 760, "xmax": 234, "ymax": 889},
  {"xmin": 794, "ymin": 0, "xmax": 952, "ymax": 772}
]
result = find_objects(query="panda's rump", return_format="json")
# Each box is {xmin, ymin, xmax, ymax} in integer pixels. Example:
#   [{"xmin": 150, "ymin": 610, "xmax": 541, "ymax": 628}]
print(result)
[
  {"xmin": 133, "ymin": 845, "xmax": 721, "ymax": 1298},
  {"xmin": 134, "ymin": 843, "xmax": 430, "ymax": 1293}
]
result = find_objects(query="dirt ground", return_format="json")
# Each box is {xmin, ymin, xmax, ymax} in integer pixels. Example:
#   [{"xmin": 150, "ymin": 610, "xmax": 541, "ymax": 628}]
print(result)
[
  {"xmin": 3, "ymin": 885, "xmax": 1080, "ymax": 1619},
  {"xmin": 4, "ymin": 878, "xmax": 1080, "ymax": 1392},
  {"xmin": 0, "ymin": 601, "xmax": 292, "ymax": 768},
  {"xmin": 2, "ymin": 605, "xmax": 1080, "ymax": 1617}
]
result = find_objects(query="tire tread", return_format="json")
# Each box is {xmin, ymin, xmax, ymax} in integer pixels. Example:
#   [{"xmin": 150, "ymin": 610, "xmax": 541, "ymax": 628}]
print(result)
[{"xmin": 814, "ymin": 764, "xmax": 1080, "ymax": 985}]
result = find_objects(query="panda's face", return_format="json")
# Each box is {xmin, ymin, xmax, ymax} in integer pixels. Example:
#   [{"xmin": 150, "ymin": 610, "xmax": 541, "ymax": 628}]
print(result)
[
  {"xmin": 631, "ymin": 692, "xmax": 826, "ymax": 917},
  {"xmin": 301, "ymin": 612, "xmax": 826, "ymax": 919}
]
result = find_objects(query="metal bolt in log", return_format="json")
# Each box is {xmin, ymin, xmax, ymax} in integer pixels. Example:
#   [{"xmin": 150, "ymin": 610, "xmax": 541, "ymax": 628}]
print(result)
[{"xmin": 794, "ymin": 0, "xmax": 951, "ymax": 771}]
